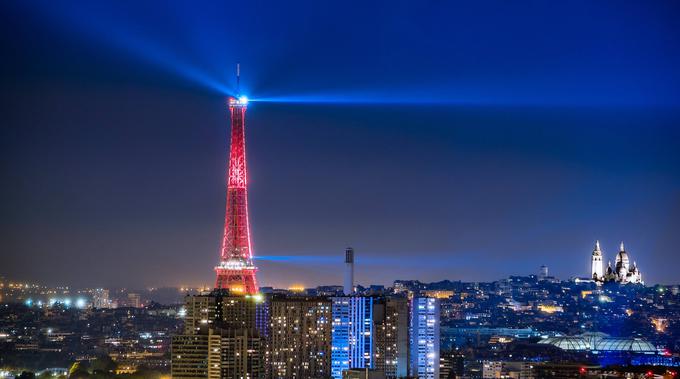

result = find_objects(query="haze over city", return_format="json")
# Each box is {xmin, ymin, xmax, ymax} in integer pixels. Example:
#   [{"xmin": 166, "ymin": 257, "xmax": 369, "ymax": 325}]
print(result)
[{"xmin": 2, "ymin": 1, "xmax": 680, "ymax": 289}]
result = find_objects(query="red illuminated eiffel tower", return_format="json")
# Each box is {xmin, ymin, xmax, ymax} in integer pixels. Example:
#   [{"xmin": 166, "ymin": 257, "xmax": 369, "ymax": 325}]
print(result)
[{"xmin": 214, "ymin": 66, "xmax": 258, "ymax": 294}]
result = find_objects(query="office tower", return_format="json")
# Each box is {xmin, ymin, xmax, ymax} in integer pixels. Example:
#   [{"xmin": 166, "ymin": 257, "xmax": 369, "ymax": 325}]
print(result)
[
  {"xmin": 331, "ymin": 296, "xmax": 374, "ymax": 379},
  {"xmin": 268, "ymin": 296, "xmax": 332, "ymax": 379},
  {"xmin": 344, "ymin": 247, "xmax": 355, "ymax": 295},
  {"xmin": 410, "ymin": 298, "xmax": 440, "ymax": 379},
  {"xmin": 374, "ymin": 297, "xmax": 409, "ymax": 378},
  {"xmin": 214, "ymin": 92, "xmax": 258, "ymax": 294},
  {"xmin": 538, "ymin": 265, "xmax": 549, "ymax": 281}
]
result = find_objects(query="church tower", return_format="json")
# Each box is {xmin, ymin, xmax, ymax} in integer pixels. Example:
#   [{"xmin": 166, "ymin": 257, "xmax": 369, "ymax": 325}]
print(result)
[{"xmin": 591, "ymin": 240, "xmax": 604, "ymax": 281}]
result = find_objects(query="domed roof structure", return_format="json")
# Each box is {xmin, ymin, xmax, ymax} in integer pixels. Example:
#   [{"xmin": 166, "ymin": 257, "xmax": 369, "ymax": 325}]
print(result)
[
  {"xmin": 593, "ymin": 338, "xmax": 657, "ymax": 353},
  {"xmin": 538, "ymin": 336, "xmax": 590, "ymax": 351},
  {"xmin": 579, "ymin": 332, "xmax": 609, "ymax": 348},
  {"xmin": 615, "ymin": 242, "xmax": 630, "ymax": 270},
  {"xmin": 539, "ymin": 334, "xmax": 657, "ymax": 354}
]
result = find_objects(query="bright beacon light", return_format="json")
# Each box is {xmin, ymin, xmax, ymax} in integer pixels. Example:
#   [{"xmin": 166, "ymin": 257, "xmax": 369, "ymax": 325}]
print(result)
[{"xmin": 239, "ymin": 95, "xmax": 248, "ymax": 105}]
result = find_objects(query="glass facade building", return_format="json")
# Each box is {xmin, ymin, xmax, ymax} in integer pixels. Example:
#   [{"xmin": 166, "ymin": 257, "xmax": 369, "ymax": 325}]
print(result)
[
  {"xmin": 410, "ymin": 297, "xmax": 440, "ymax": 379},
  {"xmin": 331, "ymin": 297, "xmax": 374, "ymax": 379}
]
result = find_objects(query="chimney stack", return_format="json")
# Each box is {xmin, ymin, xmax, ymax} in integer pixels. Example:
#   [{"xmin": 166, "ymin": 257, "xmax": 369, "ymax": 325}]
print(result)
[{"xmin": 344, "ymin": 247, "xmax": 354, "ymax": 295}]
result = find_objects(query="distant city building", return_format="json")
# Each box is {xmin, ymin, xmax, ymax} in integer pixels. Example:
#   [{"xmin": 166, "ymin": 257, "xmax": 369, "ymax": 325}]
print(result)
[
  {"xmin": 591, "ymin": 241, "xmax": 643, "ymax": 285},
  {"xmin": 538, "ymin": 265, "xmax": 549, "ymax": 281},
  {"xmin": 482, "ymin": 361, "xmax": 533, "ymax": 379},
  {"xmin": 482, "ymin": 361, "xmax": 503, "ymax": 379},
  {"xmin": 410, "ymin": 297, "xmax": 440, "ymax": 379},
  {"xmin": 93, "ymin": 288, "xmax": 110, "ymax": 308},
  {"xmin": 439, "ymin": 351, "xmax": 464, "ymax": 379},
  {"xmin": 331, "ymin": 296, "xmax": 374, "ymax": 379},
  {"xmin": 316, "ymin": 286, "xmax": 344, "ymax": 296},
  {"xmin": 127, "ymin": 293, "xmax": 141, "ymax": 308},
  {"xmin": 342, "ymin": 368, "xmax": 386, "ymax": 379}
]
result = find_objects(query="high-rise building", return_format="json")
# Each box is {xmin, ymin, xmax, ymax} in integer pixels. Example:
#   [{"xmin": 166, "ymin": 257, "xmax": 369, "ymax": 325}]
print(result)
[
  {"xmin": 214, "ymin": 327, "xmax": 265, "ymax": 379},
  {"xmin": 410, "ymin": 297, "xmax": 440, "ymax": 379},
  {"xmin": 344, "ymin": 248, "xmax": 355, "ymax": 295},
  {"xmin": 171, "ymin": 334, "xmax": 211, "ymax": 379},
  {"xmin": 172, "ymin": 291, "xmax": 266, "ymax": 379},
  {"xmin": 538, "ymin": 265, "xmax": 549, "ymax": 281},
  {"xmin": 331, "ymin": 297, "xmax": 375, "ymax": 379},
  {"xmin": 591, "ymin": 240, "xmax": 604, "ymax": 281},
  {"xmin": 184, "ymin": 293, "xmax": 220, "ymax": 334},
  {"xmin": 172, "ymin": 327, "xmax": 264, "ymax": 379},
  {"xmin": 268, "ymin": 296, "xmax": 332, "ymax": 379},
  {"xmin": 214, "ymin": 92, "xmax": 259, "ymax": 294},
  {"xmin": 182, "ymin": 292, "xmax": 265, "ymax": 334},
  {"xmin": 373, "ymin": 297, "xmax": 409, "ymax": 379}
]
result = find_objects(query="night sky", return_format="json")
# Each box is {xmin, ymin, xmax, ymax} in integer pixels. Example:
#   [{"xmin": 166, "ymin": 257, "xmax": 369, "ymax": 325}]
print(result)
[{"xmin": 2, "ymin": 1, "xmax": 680, "ymax": 288}]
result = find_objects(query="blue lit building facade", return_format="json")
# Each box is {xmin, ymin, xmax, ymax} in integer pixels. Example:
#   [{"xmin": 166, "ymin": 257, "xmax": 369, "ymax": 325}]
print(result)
[
  {"xmin": 331, "ymin": 296, "xmax": 374, "ymax": 379},
  {"xmin": 410, "ymin": 297, "xmax": 440, "ymax": 379}
]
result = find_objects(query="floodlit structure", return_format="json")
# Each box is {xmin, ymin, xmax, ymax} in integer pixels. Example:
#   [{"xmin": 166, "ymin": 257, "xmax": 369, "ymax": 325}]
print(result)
[
  {"xmin": 591, "ymin": 240, "xmax": 604, "ymax": 281},
  {"xmin": 214, "ymin": 69, "xmax": 259, "ymax": 294},
  {"xmin": 538, "ymin": 333, "xmax": 657, "ymax": 354},
  {"xmin": 594, "ymin": 241, "xmax": 643, "ymax": 285}
]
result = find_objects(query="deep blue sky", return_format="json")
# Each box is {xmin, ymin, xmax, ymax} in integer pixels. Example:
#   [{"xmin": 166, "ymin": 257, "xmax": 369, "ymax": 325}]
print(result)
[{"xmin": 1, "ymin": 1, "xmax": 679, "ymax": 288}]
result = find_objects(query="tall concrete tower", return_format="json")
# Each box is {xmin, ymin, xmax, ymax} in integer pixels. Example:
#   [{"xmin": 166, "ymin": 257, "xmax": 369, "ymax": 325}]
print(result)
[
  {"xmin": 344, "ymin": 247, "xmax": 354, "ymax": 295},
  {"xmin": 591, "ymin": 240, "xmax": 604, "ymax": 281},
  {"xmin": 214, "ymin": 67, "xmax": 258, "ymax": 294}
]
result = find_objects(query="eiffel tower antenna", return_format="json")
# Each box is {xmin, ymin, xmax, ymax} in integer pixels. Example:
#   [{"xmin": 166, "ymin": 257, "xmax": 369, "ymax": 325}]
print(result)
[{"xmin": 236, "ymin": 63, "xmax": 241, "ymax": 96}]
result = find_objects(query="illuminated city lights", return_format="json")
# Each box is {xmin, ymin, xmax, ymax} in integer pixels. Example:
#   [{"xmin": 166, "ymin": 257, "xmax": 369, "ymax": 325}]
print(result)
[
  {"xmin": 2, "ymin": 2, "xmax": 680, "ymax": 379},
  {"xmin": 288, "ymin": 284, "xmax": 305, "ymax": 292}
]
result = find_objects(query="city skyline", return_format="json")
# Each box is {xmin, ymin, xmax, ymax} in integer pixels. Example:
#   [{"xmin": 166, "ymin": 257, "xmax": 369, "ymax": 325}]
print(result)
[
  {"xmin": 0, "ymin": 239, "xmax": 665, "ymax": 290},
  {"xmin": 3, "ymin": 1, "xmax": 680, "ymax": 288},
  {"xmin": 3, "ymin": 2, "xmax": 680, "ymax": 378}
]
